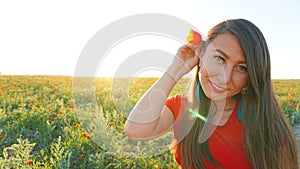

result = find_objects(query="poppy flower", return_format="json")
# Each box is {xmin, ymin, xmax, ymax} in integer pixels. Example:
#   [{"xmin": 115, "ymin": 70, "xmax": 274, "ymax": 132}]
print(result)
[
  {"xmin": 82, "ymin": 132, "xmax": 88, "ymax": 137},
  {"xmin": 82, "ymin": 132, "xmax": 90, "ymax": 139},
  {"xmin": 79, "ymin": 153, "xmax": 85, "ymax": 160},
  {"xmin": 28, "ymin": 160, "xmax": 33, "ymax": 165},
  {"xmin": 0, "ymin": 135, "xmax": 3, "ymax": 140},
  {"xmin": 186, "ymin": 29, "xmax": 202, "ymax": 46}
]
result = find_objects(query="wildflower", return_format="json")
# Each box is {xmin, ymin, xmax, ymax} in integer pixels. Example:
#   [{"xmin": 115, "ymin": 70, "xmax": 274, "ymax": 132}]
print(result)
[
  {"xmin": 51, "ymin": 117, "xmax": 56, "ymax": 121},
  {"xmin": 289, "ymin": 99, "xmax": 295, "ymax": 103},
  {"xmin": 0, "ymin": 135, "xmax": 3, "ymax": 140},
  {"xmin": 75, "ymin": 123, "xmax": 80, "ymax": 128},
  {"xmin": 186, "ymin": 29, "xmax": 202, "ymax": 46},
  {"xmin": 109, "ymin": 121, "xmax": 114, "ymax": 127},
  {"xmin": 79, "ymin": 153, "xmax": 85, "ymax": 160},
  {"xmin": 82, "ymin": 132, "xmax": 88, "ymax": 137},
  {"xmin": 59, "ymin": 111, "xmax": 63, "ymax": 115},
  {"xmin": 29, "ymin": 103, "xmax": 33, "ymax": 107},
  {"xmin": 82, "ymin": 132, "xmax": 90, "ymax": 139},
  {"xmin": 28, "ymin": 160, "xmax": 33, "ymax": 166},
  {"xmin": 36, "ymin": 130, "xmax": 41, "ymax": 135},
  {"xmin": 291, "ymin": 105, "xmax": 296, "ymax": 109}
]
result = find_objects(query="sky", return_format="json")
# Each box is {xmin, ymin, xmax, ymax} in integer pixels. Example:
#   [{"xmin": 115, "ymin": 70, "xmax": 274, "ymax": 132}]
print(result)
[{"xmin": 0, "ymin": 0, "xmax": 299, "ymax": 79}]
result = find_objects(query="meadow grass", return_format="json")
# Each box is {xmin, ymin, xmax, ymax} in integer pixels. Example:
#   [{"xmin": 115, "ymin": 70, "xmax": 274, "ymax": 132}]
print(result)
[{"xmin": 0, "ymin": 76, "xmax": 299, "ymax": 168}]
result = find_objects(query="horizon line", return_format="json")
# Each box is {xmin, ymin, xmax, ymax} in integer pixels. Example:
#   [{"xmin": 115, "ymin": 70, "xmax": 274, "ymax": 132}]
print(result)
[{"xmin": 1, "ymin": 74, "xmax": 299, "ymax": 80}]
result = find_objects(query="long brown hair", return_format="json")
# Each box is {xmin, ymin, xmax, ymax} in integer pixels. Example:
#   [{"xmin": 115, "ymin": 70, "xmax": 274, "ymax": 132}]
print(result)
[{"xmin": 172, "ymin": 19, "xmax": 299, "ymax": 169}]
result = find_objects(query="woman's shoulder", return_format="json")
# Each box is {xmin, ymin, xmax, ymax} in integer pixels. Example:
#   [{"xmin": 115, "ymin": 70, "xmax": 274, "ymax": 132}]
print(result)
[{"xmin": 165, "ymin": 94, "xmax": 189, "ymax": 110}]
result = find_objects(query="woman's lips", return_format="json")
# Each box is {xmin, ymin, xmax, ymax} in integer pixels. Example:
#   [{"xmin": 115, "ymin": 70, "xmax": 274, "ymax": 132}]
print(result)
[{"xmin": 210, "ymin": 81, "xmax": 227, "ymax": 93}]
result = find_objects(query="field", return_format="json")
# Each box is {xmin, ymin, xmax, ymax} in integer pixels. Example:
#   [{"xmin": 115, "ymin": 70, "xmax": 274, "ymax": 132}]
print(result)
[{"xmin": 0, "ymin": 76, "xmax": 299, "ymax": 168}]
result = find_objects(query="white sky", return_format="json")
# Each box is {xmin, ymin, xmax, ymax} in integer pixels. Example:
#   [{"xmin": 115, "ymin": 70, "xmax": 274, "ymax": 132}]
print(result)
[{"xmin": 0, "ymin": 0, "xmax": 299, "ymax": 79}]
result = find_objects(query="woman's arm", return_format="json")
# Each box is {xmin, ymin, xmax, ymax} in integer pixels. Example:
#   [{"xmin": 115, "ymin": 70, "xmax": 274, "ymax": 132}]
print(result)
[{"xmin": 124, "ymin": 45, "xmax": 199, "ymax": 140}]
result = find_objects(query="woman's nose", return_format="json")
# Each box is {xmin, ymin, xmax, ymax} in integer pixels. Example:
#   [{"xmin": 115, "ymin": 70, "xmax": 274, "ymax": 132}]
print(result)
[{"xmin": 218, "ymin": 65, "xmax": 233, "ymax": 84}]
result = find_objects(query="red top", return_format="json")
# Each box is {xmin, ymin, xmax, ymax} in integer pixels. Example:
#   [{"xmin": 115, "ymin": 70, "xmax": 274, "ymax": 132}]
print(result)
[{"xmin": 165, "ymin": 95, "xmax": 252, "ymax": 169}]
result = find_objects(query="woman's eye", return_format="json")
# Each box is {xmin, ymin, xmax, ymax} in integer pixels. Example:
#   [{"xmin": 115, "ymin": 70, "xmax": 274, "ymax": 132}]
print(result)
[
  {"xmin": 237, "ymin": 66, "xmax": 248, "ymax": 72},
  {"xmin": 214, "ymin": 55, "xmax": 225, "ymax": 63}
]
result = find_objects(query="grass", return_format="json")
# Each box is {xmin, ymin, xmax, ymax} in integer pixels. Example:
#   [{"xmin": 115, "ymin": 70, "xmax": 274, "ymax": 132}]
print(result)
[{"xmin": 0, "ymin": 75, "xmax": 299, "ymax": 168}]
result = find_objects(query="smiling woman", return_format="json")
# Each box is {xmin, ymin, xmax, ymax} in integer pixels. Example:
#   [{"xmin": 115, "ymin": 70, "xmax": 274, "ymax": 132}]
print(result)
[
  {"xmin": 199, "ymin": 34, "xmax": 248, "ymax": 105},
  {"xmin": 125, "ymin": 19, "xmax": 299, "ymax": 169}
]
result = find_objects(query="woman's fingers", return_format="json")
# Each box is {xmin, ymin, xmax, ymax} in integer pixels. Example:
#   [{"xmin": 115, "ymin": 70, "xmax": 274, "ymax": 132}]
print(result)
[{"xmin": 176, "ymin": 45, "xmax": 199, "ymax": 68}]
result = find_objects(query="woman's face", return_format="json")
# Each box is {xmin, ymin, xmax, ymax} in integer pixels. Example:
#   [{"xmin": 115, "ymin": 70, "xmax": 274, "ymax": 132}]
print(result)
[{"xmin": 199, "ymin": 33, "xmax": 248, "ymax": 103}]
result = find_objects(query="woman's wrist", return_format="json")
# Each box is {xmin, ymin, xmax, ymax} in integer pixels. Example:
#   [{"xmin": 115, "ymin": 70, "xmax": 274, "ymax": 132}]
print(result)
[{"xmin": 166, "ymin": 63, "xmax": 189, "ymax": 82}]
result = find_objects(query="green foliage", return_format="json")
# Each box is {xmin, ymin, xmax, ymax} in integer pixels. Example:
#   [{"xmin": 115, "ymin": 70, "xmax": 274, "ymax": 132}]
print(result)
[
  {"xmin": 0, "ymin": 136, "xmax": 35, "ymax": 169},
  {"xmin": 0, "ymin": 76, "xmax": 299, "ymax": 168}
]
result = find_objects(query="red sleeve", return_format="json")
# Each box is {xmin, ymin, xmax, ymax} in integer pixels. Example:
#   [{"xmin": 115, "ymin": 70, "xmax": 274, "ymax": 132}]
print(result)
[
  {"xmin": 165, "ymin": 94, "xmax": 188, "ymax": 121},
  {"xmin": 166, "ymin": 94, "xmax": 188, "ymax": 167}
]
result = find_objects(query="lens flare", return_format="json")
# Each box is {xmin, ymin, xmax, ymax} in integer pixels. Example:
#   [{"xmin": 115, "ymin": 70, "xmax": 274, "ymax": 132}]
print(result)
[{"xmin": 189, "ymin": 108, "xmax": 207, "ymax": 122}]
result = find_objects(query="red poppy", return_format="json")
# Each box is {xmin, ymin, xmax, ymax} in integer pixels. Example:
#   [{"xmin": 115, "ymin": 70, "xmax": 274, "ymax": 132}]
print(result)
[
  {"xmin": 69, "ymin": 104, "xmax": 74, "ymax": 109},
  {"xmin": 79, "ymin": 153, "xmax": 85, "ymax": 160},
  {"xmin": 0, "ymin": 135, "xmax": 3, "ymax": 140},
  {"xmin": 186, "ymin": 29, "xmax": 202, "ymax": 46},
  {"xmin": 28, "ymin": 160, "xmax": 33, "ymax": 165},
  {"xmin": 82, "ymin": 132, "xmax": 90, "ymax": 139},
  {"xmin": 109, "ymin": 121, "xmax": 114, "ymax": 127}
]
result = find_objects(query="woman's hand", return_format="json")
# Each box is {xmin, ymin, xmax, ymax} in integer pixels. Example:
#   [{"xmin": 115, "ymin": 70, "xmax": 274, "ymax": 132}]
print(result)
[{"xmin": 167, "ymin": 45, "xmax": 202, "ymax": 81}]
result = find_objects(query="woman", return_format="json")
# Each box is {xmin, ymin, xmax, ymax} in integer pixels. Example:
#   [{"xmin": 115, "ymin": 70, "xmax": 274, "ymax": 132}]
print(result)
[{"xmin": 124, "ymin": 19, "xmax": 299, "ymax": 168}]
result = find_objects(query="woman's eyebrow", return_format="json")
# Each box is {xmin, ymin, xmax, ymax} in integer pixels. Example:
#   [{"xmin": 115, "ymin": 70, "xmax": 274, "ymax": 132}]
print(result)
[{"xmin": 214, "ymin": 49, "xmax": 230, "ymax": 59}]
